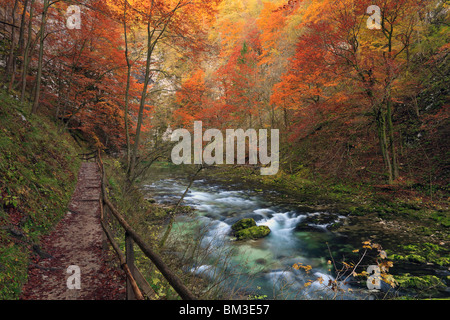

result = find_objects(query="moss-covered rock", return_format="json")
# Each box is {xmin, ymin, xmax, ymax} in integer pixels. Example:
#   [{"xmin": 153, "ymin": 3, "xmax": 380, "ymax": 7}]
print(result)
[
  {"xmin": 396, "ymin": 274, "xmax": 446, "ymax": 291},
  {"xmin": 231, "ymin": 218, "xmax": 257, "ymax": 232},
  {"xmin": 388, "ymin": 242, "xmax": 450, "ymax": 266},
  {"xmin": 235, "ymin": 226, "xmax": 271, "ymax": 240}
]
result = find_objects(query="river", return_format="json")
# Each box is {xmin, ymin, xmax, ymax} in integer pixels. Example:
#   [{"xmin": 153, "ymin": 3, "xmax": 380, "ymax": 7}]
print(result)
[{"xmin": 141, "ymin": 165, "xmax": 449, "ymax": 300}]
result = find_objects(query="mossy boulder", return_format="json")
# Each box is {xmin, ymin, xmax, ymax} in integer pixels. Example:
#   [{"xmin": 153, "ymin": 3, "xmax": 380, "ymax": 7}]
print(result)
[
  {"xmin": 235, "ymin": 226, "xmax": 271, "ymax": 240},
  {"xmin": 231, "ymin": 218, "xmax": 257, "ymax": 232},
  {"xmin": 231, "ymin": 218, "xmax": 271, "ymax": 240},
  {"xmin": 396, "ymin": 274, "xmax": 446, "ymax": 292},
  {"xmin": 388, "ymin": 242, "xmax": 450, "ymax": 266}
]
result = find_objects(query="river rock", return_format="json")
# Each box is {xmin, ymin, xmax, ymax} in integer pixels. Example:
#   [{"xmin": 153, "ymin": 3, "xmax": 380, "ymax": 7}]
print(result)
[
  {"xmin": 231, "ymin": 218, "xmax": 257, "ymax": 231},
  {"xmin": 231, "ymin": 218, "xmax": 271, "ymax": 240},
  {"xmin": 235, "ymin": 226, "xmax": 271, "ymax": 240},
  {"xmin": 294, "ymin": 214, "xmax": 337, "ymax": 233}
]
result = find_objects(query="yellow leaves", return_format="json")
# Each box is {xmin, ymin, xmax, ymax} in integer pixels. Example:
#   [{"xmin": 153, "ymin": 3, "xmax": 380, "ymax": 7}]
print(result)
[
  {"xmin": 303, "ymin": 276, "xmax": 323, "ymax": 288},
  {"xmin": 381, "ymin": 274, "xmax": 397, "ymax": 288},
  {"xmin": 342, "ymin": 261, "xmax": 353, "ymax": 269},
  {"xmin": 359, "ymin": 270, "xmax": 369, "ymax": 277},
  {"xmin": 362, "ymin": 240, "xmax": 372, "ymax": 249},
  {"xmin": 293, "ymin": 262, "xmax": 312, "ymax": 273},
  {"xmin": 292, "ymin": 241, "xmax": 399, "ymax": 294},
  {"xmin": 362, "ymin": 240, "xmax": 383, "ymax": 254}
]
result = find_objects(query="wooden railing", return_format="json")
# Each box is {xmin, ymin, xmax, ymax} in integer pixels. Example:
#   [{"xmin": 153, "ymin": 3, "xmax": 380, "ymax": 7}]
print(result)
[{"xmin": 93, "ymin": 149, "xmax": 197, "ymax": 300}]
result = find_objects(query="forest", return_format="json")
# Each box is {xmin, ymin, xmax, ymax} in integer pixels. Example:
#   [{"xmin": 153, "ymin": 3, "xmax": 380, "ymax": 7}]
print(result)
[{"xmin": 0, "ymin": 0, "xmax": 448, "ymax": 301}]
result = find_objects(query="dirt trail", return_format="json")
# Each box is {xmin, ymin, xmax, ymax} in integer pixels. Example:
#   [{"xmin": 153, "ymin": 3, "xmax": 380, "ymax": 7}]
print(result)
[{"xmin": 21, "ymin": 162, "xmax": 125, "ymax": 300}]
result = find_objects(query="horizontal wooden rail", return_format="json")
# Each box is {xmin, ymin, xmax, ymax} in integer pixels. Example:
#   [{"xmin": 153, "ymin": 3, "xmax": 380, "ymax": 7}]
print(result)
[
  {"xmin": 103, "ymin": 198, "xmax": 197, "ymax": 300},
  {"xmin": 94, "ymin": 149, "xmax": 196, "ymax": 300}
]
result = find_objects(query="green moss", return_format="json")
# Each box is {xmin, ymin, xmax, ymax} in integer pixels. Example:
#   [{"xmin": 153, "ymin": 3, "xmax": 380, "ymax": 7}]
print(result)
[
  {"xmin": 430, "ymin": 211, "xmax": 450, "ymax": 228},
  {"xmin": 231, "ymin": 218, "xmax": 257, "ymax": 232},
  {"xmin": 235, "ymin": 226, "xmax": 271, "ymax": 240},
  {"xmin": 396, "ymin": 274, "xmax": 446, "ymax": 291},
  {"xmin": 389, "ymin": 242, "xmax": 450, "ymax": 267},
  {"xmin": 406, "ymin": 254, "xmax": 427, "ymax": 264}
]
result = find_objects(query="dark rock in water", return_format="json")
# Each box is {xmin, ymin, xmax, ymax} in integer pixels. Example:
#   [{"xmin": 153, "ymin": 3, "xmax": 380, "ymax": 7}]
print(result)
[
  {"xmin": 295, "ymin": 223, "xmax": 327, "ymax": 233},
  {"xmin": 232, "ymin": 218, "xmax": 257, "ymax": 231},
  {"xmin": 294, "ymin": 214, "xmax": 337, "ymax": 233},
  {"xmin": 235, "ymin": 226, "xmax": 271, "ymax": 240}
]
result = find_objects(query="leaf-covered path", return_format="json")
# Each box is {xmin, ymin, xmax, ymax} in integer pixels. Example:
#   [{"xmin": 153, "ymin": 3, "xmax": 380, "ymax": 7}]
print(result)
[{"xmin": 20, "ymin": 162, "xmax": 125, "ymax": 300}]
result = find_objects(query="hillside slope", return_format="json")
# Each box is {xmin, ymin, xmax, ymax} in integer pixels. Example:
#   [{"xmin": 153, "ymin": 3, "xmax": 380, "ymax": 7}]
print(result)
[{"xmin": 0, "ymin": 90, "xmax": 82, "ymax": 299}]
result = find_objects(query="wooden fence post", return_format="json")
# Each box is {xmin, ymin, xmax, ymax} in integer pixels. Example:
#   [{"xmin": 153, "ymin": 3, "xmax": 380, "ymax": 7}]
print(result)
[{"xmin": 125, "ymin": 231, "xmax": 136, "ymax": 300}]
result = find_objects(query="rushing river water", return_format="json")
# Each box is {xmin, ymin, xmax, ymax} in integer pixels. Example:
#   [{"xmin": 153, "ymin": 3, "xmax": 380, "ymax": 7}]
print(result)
[
  {"xmin": 141, "ymin": 166, "xmax": 448, "ymax": 299},
  {"xmin": 141, "ymin": 168, "xmax": 368, "ymax": 299}
]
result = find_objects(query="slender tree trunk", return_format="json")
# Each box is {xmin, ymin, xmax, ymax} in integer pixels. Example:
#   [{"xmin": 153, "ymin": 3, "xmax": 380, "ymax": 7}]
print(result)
[
  {"xmin": 386, "ymin": 92, "xmax": 399, "ymax": 180},
  {"xmin": 383, "ymin": 25, "xmax": 399, "ymax": 182},
  {"xmin": 128, "ymin": 19, "xmax": 153, "ymax": 180},
  {"xmin": 31, "ymin": 0, "xmax": 49, "ymax": 115},
  {"xmin": 18, "ymin": 0, "xmax": 29, "ymax": 55},
  {"xmin": 6, "ymin": 0, "xmax": 19, "ymax": 86},
  {"xmin": 123, "ymin": 2, "xmax": 132, "ymax": 172},
  {"xmin": 20, "ymin": 0, "xmax": 35, "ymax": 103},
  {"xmin": 9, "ymin": 0, "xmax": 30, "ymax": 91},
  {"xmin": 377, "ymin": 110, "xmax": 393, "ymax": 184},
  {"xmin": 284, "ymin": 107, "xmax": 288, "ymax": 129}
]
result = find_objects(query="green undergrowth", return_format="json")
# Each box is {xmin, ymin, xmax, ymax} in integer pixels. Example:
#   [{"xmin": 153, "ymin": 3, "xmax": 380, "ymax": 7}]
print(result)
[{"xmin": 0, "ymin": 90, "xmax": 82, "ymax": 299}]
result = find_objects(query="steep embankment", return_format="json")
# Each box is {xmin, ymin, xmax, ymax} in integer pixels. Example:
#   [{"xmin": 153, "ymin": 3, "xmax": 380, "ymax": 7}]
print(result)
[{"xmin": 0, "ymin": 90, "xmax": 81, "ymax": 299}]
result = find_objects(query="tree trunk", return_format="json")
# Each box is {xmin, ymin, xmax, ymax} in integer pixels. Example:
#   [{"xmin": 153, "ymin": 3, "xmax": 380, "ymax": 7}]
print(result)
[
  {"xmin": 18, "ymin": 0, "xmax": 29, "ymax": 55},
  {"xmin": 386, "ymin": 93, "xmax": 399, "ymax": 180},
  {"xmin": 123, "ymin": 3, "xmax": 132, "ymax": 172},
  {"xmin": 376, "ymin": 110, "xmax": 393, "ymax": 184},
  {"xmin": 6, "ymin": 0, "xmax": 19, "ymax": 85},
  {"xmin": 20, "ymin": 0, "xmax": 35, "ymax": 103},
  {"xmin": 31, "ymin": 0, "xmax": 49, "ymax": 115},
  {"xmin": 128, "ymin": 19, "xmax": 153, "ymax": 180},
  {"xmin": 9, "ymin": 0, "xmax": 30, "ymax": 92}
]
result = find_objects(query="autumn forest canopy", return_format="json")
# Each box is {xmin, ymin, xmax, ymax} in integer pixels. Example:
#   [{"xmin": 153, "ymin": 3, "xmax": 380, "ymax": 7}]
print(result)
[{"xmin": 1, "ymin": 0, "xmax": 449, "ymax": 188}]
